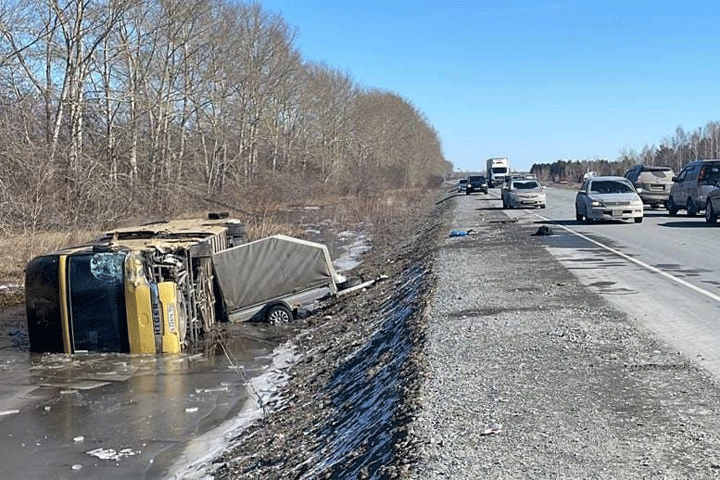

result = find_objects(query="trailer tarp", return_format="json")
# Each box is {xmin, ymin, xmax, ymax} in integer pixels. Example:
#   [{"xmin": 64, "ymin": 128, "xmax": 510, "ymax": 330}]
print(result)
[{"xmin": 212, "ymin": 234, "xmax": 338, "ymax": 312}]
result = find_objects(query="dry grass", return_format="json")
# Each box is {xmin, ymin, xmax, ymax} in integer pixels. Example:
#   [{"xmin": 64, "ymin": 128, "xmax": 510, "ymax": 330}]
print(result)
[
  {"xmin": 0, "ymin": 189, "xmax": 437, "ymax": 288},
  {"xmin": 0, "ymin": 230, "xmax": 99, "ymax": 285}
]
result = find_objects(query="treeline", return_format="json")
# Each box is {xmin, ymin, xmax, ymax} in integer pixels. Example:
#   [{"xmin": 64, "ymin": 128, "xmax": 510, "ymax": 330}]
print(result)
[
  {"xmin": 0, "ymin": 0, "xmax": 450, "ymax": 233},
  {"xmin": 531, "ymin": 121, "xmax": 720, "ymax": 183}
]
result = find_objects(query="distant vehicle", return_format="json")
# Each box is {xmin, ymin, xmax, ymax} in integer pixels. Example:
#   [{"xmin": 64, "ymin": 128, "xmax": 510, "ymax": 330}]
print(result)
[
  {"xmin": 667, "ymin": 160, "xmax": 720, "ymax": 216},
  {"xmin": 465, "ymin": 175, "xmax": 488, "ymax": 194},
  {"xmin": 705, "ymin": 181, "xmax": 720, "ymax": 223},
  {"xmin": 502, "ymin": 178, "xmax": 546, "ymax": 209},
  {"xmin": 575, "ymin": 176, "xmax": 643, "ymax": 224},
  {"xmin": 457, "ymin": 178, "xmax": 468, "ymax": 192},
  {"xmin": 624, "ymin": 165, "xmax": 675, "ymax": 209},
  {"xmin": 486, "ymin": 157, "xmax": 509, "ymax": 187},
  {"xmin": 501, "ymin": 172, "xmax": 536, "ymax": 188}
]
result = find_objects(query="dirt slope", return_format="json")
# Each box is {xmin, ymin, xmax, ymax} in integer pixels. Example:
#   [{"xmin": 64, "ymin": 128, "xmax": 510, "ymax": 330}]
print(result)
[{"xmin": 212, "ymin": 193, "xmax": 449, "ymax": 479}]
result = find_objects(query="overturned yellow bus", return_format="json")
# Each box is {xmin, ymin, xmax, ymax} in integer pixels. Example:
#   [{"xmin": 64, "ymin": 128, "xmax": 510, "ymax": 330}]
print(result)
[{"xmin": 25, "ymin": 215, "xmax": 345, "ymax": 355}]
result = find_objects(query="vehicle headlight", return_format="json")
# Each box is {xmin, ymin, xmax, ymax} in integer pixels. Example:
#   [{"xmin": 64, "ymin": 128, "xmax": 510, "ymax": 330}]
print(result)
[{"xmin": 591, "ymin": 200, "xmax": 603, "ymax": 207}]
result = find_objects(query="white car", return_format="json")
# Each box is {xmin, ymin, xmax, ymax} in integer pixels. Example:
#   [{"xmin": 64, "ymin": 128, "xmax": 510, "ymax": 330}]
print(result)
[
  {"xmin": 575, "ymin": 176, "xmax": 643, "ymax": 224},
  {"xmin": 502, "ymin": 178, "xmax": 546, "ymax": 208}
]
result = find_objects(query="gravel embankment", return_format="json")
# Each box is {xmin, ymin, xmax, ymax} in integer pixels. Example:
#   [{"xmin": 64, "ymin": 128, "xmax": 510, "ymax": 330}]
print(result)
[
  {"xmin": 212, "ymin": 193, "xmax": 449, "ymax": 479},
  {"xmin": 407, "ymin": 192, "xmax": 720, "ymax": 479}
]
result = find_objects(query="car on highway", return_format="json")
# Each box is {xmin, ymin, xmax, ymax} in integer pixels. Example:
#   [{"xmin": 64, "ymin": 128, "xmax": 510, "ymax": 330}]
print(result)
[
  {"xmin": 465, "ymin": 175, "xmax": 488, "ymax": 194},
  {"xmin": 623, "ymin": 164, "xmax": 675, "ymax": 209},
  {"xmin": 667, "ymin": 159, "xmax": 720, "ymax": 216},
  {"xmin": 501, "ymin": 172, "xmax": 536, "ymax": 188},
  {"xmin": 575, "ymin": 176, "xmax": 643, "ymax": 224},
  {"xmin": 500, "ymin": 172, "xmax": 536, "ymax": 195},
  {"xmin": 501, "ymin": 177, "xmax": 546, "ymax": 209},
  {"xmin": 457, "ymin": 178, "xmax": 468, "ymax": 192},
  {"xmin": 705, "ymin": 182, "xmax": 720, "ymax": 224}
]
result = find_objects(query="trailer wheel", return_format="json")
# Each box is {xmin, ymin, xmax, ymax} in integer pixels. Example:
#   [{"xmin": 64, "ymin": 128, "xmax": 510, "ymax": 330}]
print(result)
[{"xmin": 265, "ymin": 304, "xmax": 293, "ymax": 324}]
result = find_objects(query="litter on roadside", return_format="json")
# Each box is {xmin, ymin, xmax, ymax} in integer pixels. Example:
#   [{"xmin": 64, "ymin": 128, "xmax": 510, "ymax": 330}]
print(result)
[
  {"xmin": 449, "ymin": 229, "xmax": 477, "ymax": 237},
  {"xmin": 480, "ymin": 422, "xmax": 502, "ymax": 435}
]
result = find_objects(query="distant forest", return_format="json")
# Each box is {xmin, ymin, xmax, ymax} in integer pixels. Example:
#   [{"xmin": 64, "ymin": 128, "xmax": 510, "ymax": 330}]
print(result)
[
  {"xmin": 531, "ymin": 122, "xmax": 720, "ymax": 183},
  {"xmin": 0, "ymin": 1, "xmax": 450, "ymax": 233}
]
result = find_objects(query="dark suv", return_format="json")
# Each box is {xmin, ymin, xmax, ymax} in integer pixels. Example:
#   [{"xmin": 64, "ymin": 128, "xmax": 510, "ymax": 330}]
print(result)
[{"xmin": 465, "ymin": 175, "xmax": 488, "ymax": 195}]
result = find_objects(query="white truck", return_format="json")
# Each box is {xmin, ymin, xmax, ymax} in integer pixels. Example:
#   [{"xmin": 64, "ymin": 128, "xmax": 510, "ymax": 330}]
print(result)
[{"xmin": 486, "ymin": 157, "xmax": 510, "ymax": 187}]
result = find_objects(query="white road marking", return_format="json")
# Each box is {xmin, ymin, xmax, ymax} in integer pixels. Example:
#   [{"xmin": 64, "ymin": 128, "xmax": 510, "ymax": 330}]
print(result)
[{"xmin": 533, "ymin": 212, "xmax": 720, "ymax": 304}]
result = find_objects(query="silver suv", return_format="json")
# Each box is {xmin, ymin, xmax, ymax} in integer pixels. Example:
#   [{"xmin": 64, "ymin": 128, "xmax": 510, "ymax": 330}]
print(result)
[
  {"xmin": 668, "ymin": 160, "xmax": 720, "ymax": 216},
  {"xmin": 624, "ymin": 165, "xmax": 674, "ymax": 209}
]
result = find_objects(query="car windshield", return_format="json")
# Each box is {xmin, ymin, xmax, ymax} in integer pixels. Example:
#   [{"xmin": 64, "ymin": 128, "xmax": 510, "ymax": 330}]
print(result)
[
  {"xmin": 589, "ymin": 180, "xmax": 633, "ymax": 194},
  {"xmin": 468, "ymin": 176, "xmax": 484, "ymax": 182},
  {"xmin": 514, "ymin": 180, "xmax": 539, "ymax": 190}
]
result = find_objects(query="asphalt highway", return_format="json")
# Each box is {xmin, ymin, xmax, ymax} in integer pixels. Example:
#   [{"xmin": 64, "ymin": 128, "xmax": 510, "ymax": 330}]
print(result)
[{"xmin": 500, "ymin": 185, "xmax": 720, "ymax": 379}]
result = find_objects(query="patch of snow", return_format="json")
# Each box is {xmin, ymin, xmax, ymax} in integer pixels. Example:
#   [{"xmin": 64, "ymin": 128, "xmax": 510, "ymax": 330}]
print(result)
[
  {"xmin": 195, "ymin": 386, "xmax": 229, "ymax": 394},
  {"xmin": 333, "ymin": 232, "xmax": 371, "ymax": 273},
  {"xmin": 87, "ymin": 447, "xmax": 139, "ymax": 461}
]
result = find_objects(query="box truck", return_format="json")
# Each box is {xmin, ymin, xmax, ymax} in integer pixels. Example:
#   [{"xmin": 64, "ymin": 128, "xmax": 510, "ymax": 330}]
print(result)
[{"xmin": 486, "ymin": 157, "xmax": 510, "ymax": 187}]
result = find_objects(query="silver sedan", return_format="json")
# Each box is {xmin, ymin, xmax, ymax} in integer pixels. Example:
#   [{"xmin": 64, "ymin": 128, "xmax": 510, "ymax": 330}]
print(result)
[{"xmin": 575, "ymin": 176, "xmax": 643, "ymax": 224}]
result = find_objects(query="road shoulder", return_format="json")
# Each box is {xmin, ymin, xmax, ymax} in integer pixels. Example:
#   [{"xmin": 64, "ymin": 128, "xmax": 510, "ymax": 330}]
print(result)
[{"xmin": 408, "ymin": 192, "xmax": 720, "ymax": 478}]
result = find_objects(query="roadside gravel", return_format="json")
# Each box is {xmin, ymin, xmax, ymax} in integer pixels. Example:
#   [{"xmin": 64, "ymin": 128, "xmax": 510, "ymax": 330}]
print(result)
[{"xmin": 407, "ymin": 192, "xmax": 720, "ymax": 479}]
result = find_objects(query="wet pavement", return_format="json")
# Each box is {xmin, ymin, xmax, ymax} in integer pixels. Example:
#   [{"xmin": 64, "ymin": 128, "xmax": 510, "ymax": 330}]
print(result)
[{"xmin": 0, "ymin": 322, "xmax": 293, "ymax": 480}]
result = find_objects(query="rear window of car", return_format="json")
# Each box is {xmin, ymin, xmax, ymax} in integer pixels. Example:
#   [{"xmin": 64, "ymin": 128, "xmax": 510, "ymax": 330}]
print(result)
[{"xmin": 640, "ymin": 170, "xmax": 673, "ymax": 179}]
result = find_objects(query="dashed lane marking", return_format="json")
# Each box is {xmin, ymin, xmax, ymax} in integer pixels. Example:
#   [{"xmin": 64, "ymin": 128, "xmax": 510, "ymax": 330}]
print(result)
[{"xmin": 532, "ymin": 212, "xmax": 720, "ymax": 304}]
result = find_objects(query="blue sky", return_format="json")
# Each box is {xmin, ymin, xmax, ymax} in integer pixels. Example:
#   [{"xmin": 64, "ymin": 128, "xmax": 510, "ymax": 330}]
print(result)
[{"xmin": 259, "ymin": 1, "xmax": 720, "ymax": 172}]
